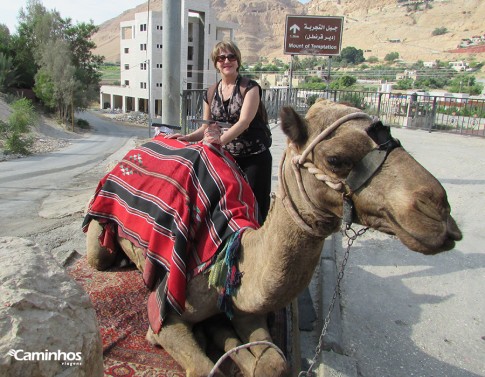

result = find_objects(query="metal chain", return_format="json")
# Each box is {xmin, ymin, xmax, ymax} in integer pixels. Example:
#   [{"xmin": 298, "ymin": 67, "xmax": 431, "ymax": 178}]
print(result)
[{"xmin": 299, "ymin": 226, "xmax": 368, "ymax": 377}]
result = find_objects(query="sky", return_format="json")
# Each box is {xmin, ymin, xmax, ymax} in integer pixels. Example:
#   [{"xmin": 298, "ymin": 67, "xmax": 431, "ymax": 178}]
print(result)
[
  {"xmin": 0, "ymin": 0, "xmax": 146, "ymax": 33},
  {"xmin": 1, "ymin": 0, "xmax": 311, "ymax": 34}
]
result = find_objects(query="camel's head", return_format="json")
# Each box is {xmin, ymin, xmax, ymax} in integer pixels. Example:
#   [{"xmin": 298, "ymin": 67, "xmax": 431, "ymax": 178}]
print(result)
[{"xmin": 279, "ymin": 99, "xmax": 462, "ymax": 254}]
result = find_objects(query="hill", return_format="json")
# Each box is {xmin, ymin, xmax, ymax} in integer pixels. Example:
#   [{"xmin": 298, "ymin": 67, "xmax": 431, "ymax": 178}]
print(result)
[{"xmin": 91, "ymin": 0, "xmax": 485, "ymax": 65}]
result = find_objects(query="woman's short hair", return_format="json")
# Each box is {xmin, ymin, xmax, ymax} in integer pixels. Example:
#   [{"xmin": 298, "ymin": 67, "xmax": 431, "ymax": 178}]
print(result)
[{"xmin": 211, "ymin": 40, "xmax": 242, "ymax": 72}]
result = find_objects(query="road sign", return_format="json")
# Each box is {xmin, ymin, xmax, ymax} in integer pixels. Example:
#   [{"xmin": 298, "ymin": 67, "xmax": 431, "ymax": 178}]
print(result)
[{"xmin": 284, "ymin": 15, "xmax": 343, "ymax": 56}]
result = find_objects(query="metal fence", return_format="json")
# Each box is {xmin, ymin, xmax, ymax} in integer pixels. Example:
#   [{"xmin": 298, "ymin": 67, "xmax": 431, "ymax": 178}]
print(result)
[{"xmin": 181, "ymin": 88, "xmax": 485, "ymax": 137}]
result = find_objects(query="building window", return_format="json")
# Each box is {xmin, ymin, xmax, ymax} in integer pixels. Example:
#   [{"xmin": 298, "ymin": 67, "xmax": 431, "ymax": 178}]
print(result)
[
  {"xmin": 140, "ymin": 82, "xmax": 147, "ymax": 89},
  {"xmin": 156, "ymin": 63, "xmax": 162, "ymax": 68},
  {"xmin": 140, "ymin": 63, "xmax": 147, "ymax": 70},
  {"xmin": 187, "ymin": 83, "xmax": 192, "ymax": 90},
  {"xmin": 121, "ymin": 26, "xmax": 132, "ymax": 40},
  {"xmin": 124, "ymin": 64, "xmax": 129, "ymax": 70},
  {"xmin": 124, "ymin": 80, "xmax": 129, "ymax": 86},
  {"xmin": 188, "ymin": 23, "xmax": 194, "ymax": 42},
  {"xmin": 156, "ymin": 44, "xmax": 163, "ymax": 49},
  {"xmin": 187, "ymin": 46, "xmax": 194, "ymax": 61},
  {"xmin": 140, "ymin": 44, "xmax": 147, "ymax": 51},
  {"xmin": 187, "ymin": 65, "xmax": 193, "ymax": 77},
  {"xmin": 140, "ymin": 24, "xmax": 147, "ymax": 32},
  {"xmin": 124, "ymin": 47, "xmax": 129, "ymax": 53}
]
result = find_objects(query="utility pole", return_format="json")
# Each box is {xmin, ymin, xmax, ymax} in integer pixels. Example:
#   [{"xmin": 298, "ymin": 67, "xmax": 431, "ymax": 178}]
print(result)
[{"xmin": 162, "ymin": 0, "xmax": 181, "ymax": 128}]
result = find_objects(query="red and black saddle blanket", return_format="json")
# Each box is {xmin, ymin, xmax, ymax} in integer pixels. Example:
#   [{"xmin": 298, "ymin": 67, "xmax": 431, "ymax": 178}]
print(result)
[{"xmin": 82, "ymin": 136, "xmax": 259, "ymax": 332}]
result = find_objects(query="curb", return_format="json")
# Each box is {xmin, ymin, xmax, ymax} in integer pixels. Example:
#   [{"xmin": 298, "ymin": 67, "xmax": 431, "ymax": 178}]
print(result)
[{"xmin": 299, "ymin": 233, "xmax": 358, "ymax": 377}]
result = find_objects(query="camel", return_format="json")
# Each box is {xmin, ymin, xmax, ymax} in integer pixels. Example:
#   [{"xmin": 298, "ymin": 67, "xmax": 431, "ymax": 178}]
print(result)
[{"xmin": 84, "ymin": 99, "xmax": 462, "ymax": 377}]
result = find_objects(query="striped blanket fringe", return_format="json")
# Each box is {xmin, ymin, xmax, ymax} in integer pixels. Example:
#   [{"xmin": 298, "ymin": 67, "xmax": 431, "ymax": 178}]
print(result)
[{"xmin": 208, "ymin": 230, "xmax": 244, "ymax": 319}]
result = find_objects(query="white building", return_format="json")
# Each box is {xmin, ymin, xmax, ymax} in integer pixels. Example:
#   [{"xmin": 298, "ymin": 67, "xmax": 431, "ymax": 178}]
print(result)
[
  {"xmin": 100, "ymin": 0, "xmax": 235, "ymax": 115},
  {"xmin": 449, "ymin": 61, "xmax": 469, "ymax": 72}
]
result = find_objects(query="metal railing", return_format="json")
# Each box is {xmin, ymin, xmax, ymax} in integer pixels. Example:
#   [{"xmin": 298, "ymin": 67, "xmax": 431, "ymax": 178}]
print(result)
[{"xmin": 181, "ymin": 88, "xmax": 485, "ymax": 137}]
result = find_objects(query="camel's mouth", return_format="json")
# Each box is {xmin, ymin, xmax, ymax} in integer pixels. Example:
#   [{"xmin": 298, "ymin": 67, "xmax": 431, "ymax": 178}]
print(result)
[{"xmin": 382, "ymin": 212, "xmax": 462, "ymax": 255}]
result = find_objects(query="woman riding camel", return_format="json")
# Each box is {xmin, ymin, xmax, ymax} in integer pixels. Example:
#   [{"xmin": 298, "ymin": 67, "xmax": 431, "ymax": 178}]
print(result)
[{"xmin": 166, "ymin": 41, "xmax": 272, "ymax": 223}]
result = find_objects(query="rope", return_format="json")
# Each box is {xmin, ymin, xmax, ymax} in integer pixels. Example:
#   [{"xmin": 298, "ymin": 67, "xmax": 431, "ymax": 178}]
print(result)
[
  {"xmin": 208, "ymin": 340, "xmax": 287, "ymax": 377},
  {"xmin": 276, "ymin": 111, "xmax": 374, "ymax": 237}
]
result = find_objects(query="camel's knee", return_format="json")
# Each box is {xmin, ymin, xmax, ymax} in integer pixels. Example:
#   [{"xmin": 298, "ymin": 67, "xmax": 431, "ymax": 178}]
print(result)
[{"xmin": 86, "ymin": 220, "xmax": 117, "ymax": 270}]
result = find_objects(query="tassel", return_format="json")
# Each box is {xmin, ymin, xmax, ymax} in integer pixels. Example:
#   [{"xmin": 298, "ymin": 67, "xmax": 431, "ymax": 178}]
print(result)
[{"xmin": 208, "ymin": 230, "xmax": 245, "ymax": 319}]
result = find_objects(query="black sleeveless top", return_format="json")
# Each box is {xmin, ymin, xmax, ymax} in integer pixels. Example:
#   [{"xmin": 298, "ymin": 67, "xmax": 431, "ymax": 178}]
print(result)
[{"xmin": 204, "ymin": 76, "xmax": 271, "ymax": 157}]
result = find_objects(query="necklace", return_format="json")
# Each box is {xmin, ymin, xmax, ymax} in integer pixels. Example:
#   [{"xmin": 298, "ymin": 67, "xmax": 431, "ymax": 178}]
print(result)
[{"xmin": 219, "ymin": 78, "xmax": 238, "ymax": 101}]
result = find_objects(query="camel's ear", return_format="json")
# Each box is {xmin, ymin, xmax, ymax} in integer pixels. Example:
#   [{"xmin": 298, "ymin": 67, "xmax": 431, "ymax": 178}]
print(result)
[{"xmin": 279, "ymin": 106, "xmax": 309, "ymax": 148}]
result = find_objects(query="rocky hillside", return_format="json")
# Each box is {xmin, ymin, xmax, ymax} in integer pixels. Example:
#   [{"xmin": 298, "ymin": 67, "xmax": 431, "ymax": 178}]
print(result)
[{"xmin": 91, "ymin": 0, "xmax": 485, "ymax": 64}]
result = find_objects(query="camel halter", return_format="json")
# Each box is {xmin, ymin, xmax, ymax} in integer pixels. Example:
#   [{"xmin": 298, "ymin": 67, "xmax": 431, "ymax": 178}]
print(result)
[{"xmin": 277, "ymin": 111, "xmax": 401, "ymax": 236}]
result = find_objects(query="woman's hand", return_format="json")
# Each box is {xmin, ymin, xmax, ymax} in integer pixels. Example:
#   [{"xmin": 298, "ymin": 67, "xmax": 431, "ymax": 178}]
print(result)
[
  {"xmin": 164, "ymin": 133, "xmax": 189, "ymax": 141},
  {"xmin": 203, "ymin": 123, "xmax": 222, "ymax": 145}
]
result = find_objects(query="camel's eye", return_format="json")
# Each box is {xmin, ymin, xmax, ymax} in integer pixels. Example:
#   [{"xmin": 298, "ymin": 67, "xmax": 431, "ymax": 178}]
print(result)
[{"xmin": 326, "ymin": 155, "xmax": 351, "ymax": 172}]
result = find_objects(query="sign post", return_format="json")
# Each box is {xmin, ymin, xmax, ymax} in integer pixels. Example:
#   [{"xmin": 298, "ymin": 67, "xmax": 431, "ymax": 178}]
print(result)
[
  {"xmin": 284, "ymin": 15, "xmax": 343, "ymax": 56},
  {"xmin": 284, "ymin": 15, "xmax": 343, "ymax": 96}
]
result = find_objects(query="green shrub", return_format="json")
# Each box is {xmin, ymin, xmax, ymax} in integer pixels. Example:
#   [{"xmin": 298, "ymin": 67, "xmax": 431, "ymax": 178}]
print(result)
[
  {"xmin": 432, "ymin": 27, "xmax": 448, "ymax": 36},
  {"xmin": 4, "ymin": 132, "xmax": 33, "ymax": 155},
  {"xmin": 76, "ymin": 118, "xmax": 90, "ymax": 129},
  {"xmin": 2, "ymin": 98, "xmax": 38, "ymax": 154},
  {"xmin": 8, "ymin": 98, "xmax": 38, "ymax": 133}
]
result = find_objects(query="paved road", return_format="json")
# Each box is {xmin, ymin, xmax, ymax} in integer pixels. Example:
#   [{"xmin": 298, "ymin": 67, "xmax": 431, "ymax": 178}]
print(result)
[
  {"xmin": 338, "ymin": 128, "xmax": 485, "ymax": 377},
  {"xmin": 0, "ymin": 111, "xmax": 147, "ymax": 238}
]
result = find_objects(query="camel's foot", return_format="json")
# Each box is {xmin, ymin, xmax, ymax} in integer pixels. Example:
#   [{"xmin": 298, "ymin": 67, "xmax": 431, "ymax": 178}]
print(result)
[
  {"xmin": 86, "ymin": 219, "xmax": 117, "ymax": 270},
  {"xmin": 233, "ymin": 314, "xmax": 289, "ymax": 377},
  {"xmin": 203, "ymin": 315, "xmax": 259, "ymax": 376},
  {"xmin": 203, "ymin": 314, "xmax": 288, "ymax": 376},
  {"xmin": 146, "ymin": 314, "xmax": 222, "ymax": 377}
]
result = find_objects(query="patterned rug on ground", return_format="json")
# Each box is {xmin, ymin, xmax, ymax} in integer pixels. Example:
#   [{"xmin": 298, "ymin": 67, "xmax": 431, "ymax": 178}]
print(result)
[{"xmin": 68, "ymin": 256, "xmax": 287, "ymax": 377}]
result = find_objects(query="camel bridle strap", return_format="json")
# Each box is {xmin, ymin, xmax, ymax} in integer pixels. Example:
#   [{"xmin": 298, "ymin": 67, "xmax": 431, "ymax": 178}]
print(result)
[
  {"xmin": 278, "ymin": 112, "xmax": 373, "ymax": 237},
  {"xmin": 278, "ymin": 111, "xmax": 401, "ymax": 235}
]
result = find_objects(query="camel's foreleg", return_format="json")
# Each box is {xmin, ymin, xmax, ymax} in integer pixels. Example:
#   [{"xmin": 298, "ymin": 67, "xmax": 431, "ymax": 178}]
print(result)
[
  {"xmin": 86, "ymin": 219, "xmax": 117, "ymax": 270},
  {"xmin": 232, "ymin": 314, "xmax": 289, "ymax": 377},
  {"xmin": 146, "ymin": 312, "xmax": 222, "ymax": 377},
  {"xmin": 117, "ymin": 235, "xmax": 146, "ymax": 272},
  {"xmin": 203, "ymin": 316, "xmax": 260, "ymax": 376}
]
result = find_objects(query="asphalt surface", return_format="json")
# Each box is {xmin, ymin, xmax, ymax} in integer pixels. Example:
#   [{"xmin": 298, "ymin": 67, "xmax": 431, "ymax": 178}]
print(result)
[{"xmin": 0, "ymin": 111, "xmax": 148, "ymax": 264}]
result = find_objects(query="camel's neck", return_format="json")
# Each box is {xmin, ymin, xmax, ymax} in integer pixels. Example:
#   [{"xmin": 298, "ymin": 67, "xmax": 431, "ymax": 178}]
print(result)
[{"xmin": 234, "ymin": 196, "xmax": 337, "ymax": 314}]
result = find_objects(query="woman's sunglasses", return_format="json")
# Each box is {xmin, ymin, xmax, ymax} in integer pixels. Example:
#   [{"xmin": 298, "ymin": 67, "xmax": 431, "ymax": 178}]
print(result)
[{"xmin": 216, "ymin": 54, "xmax": 237, "ymax": 63}]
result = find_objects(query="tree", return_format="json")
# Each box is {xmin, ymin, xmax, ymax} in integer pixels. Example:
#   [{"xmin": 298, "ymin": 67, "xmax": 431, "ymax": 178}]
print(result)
[
  {"xmin": 9, "ymin": 0, "xmax": 62, "ymax": 88},
  {"xmin": 384, "ymin": 52, "xmax": 400, "ymax": 62},
  {"xmin": 367, "ymin": 56, "xmax": 379, "ymax": 64},
  {"xmin": 395, "ymin": 78, "xmax": 414, "ymax": 90},
  {"xmin": 0, "ymin": 53, "xmax": 19, "ymax": 91},
  {"xmin": 448, "ymin": 74, "xmax": 483, "ymax": 95},
  {"xmin": 336, "ymin": 46, "xmax": 365, "ymax": 65},
  {"xmin": 330, "ymin": 75, "xmax": 357, "ymax": 89},
  {"xmin": 0, "ymin": 24, "xmax": 10, "ymax": 55},
  {"xmin": 34, "ymin": 38, "xmax": 79, "ymax": 121}
]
